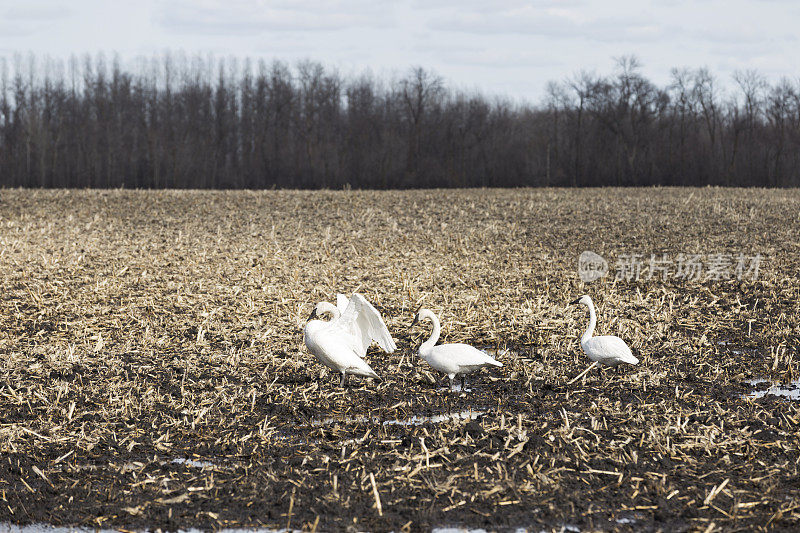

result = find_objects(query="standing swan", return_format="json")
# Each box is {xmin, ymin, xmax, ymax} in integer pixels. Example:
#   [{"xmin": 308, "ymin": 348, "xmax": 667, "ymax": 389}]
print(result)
[
  {"xmin": 304, "ymin": 294, "xmax": 393, "ymax": 387},
  {"xmin": 411, "ymin": 308, "xmax": 503, "ymax": 391},
  {"xmin": 570, "ymin": 295, "xmax": 639, "ymax": 371}
]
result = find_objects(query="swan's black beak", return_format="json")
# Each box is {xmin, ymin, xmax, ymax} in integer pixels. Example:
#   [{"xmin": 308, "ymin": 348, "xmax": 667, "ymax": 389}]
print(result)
[
  {"xmin": 307, "ymin": 308, "xmax": 317, "ymax": 321},
  {"xmin": 570, "ymin": 298, "xmax": 581, "ymax": 305}
]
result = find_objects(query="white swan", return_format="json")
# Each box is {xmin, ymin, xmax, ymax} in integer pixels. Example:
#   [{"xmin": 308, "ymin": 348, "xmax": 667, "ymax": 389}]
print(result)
[
  {"xmin": 335, "ymin": 293, "xmax": 397, "ymax": 356},
  {"xmin": 303, "ymin": 294, "xmax": 395, "ymax": 386},
  {"xmin": 412, "ymin": 308, "xmax": 503, "ymax": 390},
  {"xmin": 571, "ymin": 295, "xmax": 639, "ymax": 368}
]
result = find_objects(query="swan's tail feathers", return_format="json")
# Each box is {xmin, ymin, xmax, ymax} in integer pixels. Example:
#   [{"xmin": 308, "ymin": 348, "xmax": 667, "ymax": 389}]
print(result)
[
  {"xmin": 479, "ymin": 351, "xmax": 503, "ymax": 367},
  {"xmin": 348, "ymin": 364, "xmax": 380, "ymax": 380},
  {"xmin": 620, "ymin": 345, "xmax": 639, "ymax": 365}
]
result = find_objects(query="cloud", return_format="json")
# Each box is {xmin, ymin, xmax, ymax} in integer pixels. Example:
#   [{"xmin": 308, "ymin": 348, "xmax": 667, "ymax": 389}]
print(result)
[
  {"xmin": 428, "ymin": 6, "xmax": 579, "ymax": 36},
  {"xmin": 0, "ymin": 24, "xmax": 37, "ymax": 37},
  {"xmin": 678, "ymin": 24, "xmax": 792, "ymax": 45},
  {"xmin": 156, "ymin": 0, "xmax": 395, "ymax": 34},
  {"xmin": 410, "ymin": 0, "xmax": 587, "ymax": 11},
  {"xmin": 582, "ymin": 17, "xmax": 670, "ymax": 43},
  {"xmin": 425, "ymin": 4, "xmax": 795, "ymax": 48},
  {"xmin": 426, "ymin": 5, "xmax": 672, "ymax": 43},
  {"xmin": 413, "ymin": 41, "xmax": 561, "ymax": 69},
  {"xmin": 262, "ymin": 0, "xmax": 394, "ymax": 12},
  {"xmin": 0, "ymin": 3, "xmax": 74, "ymax": 39},
  {"xmin": 3, "ymin": 4, "xmax": 73, "ymax": 20}
]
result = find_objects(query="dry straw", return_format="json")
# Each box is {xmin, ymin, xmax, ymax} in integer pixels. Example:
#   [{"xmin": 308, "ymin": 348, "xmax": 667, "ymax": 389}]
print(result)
[{"xmin": 0, "ymin": 188, "xmax": 798, "ymax": 531}]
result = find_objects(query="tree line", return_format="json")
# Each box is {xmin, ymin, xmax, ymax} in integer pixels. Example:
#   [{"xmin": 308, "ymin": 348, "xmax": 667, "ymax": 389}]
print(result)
[{"xmin": 1, "ymin": 53, "xmax": 799, "ymax": 189}]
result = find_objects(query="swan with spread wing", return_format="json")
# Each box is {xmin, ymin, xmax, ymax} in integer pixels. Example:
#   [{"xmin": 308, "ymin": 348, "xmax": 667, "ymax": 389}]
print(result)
[{"xmin": 303, "ymin": 293, "xmax": 396, "ymax": 386}]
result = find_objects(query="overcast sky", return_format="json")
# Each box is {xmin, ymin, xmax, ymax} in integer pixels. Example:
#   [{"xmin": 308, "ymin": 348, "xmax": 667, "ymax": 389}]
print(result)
[{"xmin": 1, "ymin": 0, "xmax": 798, "ymax": 102}]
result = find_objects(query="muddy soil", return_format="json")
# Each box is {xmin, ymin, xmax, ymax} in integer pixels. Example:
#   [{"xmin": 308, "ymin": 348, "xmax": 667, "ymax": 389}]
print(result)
[{"xmin": 0, "ymin": 189, "xmax": 798, "ymax": 532}]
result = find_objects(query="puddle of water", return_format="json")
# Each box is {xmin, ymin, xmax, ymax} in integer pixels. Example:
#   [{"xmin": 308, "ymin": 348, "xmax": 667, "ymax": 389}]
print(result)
[
  {"xmin": 171, "ymin": 457, "xmax": 217, "ymax": 469},
  {"xmin": 744, "ymin": 378, "xmax": 800, "ymax": 401},
  {"xmin": 312, "ymin": 409, "xmax": 485, "ymax": 428},
  {"xmin": 394, "ymin": 411, "xmax": 485, "ymax": 426}
]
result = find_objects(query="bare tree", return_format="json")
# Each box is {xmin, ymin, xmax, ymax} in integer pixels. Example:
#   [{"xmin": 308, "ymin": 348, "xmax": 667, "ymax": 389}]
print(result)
[{"xmin": 0, "ymin": 53, "xmax": 798, "ymax": 189}]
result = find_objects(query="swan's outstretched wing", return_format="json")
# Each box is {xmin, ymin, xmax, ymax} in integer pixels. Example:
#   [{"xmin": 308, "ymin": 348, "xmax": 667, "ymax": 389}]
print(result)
[
  {"xmin": 335, "ymin": 293, "xmax": 397, "ymax": 356},
  {"xmin": 354, "ymin": 293, "xmax": 397, "ymax": 354},
  {"xmin": 336, "ymin": 294, "xmax": 349, "ymax": 315}
]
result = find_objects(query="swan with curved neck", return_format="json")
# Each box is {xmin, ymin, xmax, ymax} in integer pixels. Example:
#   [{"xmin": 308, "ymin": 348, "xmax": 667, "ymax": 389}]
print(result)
[
  {"xmin": 314, "ymin": 301, "xmax": 341, "ymax": 320},
  {"xmin": 570, "ymin": 295, "xmax": 638, "ymax": 369},
  {"xmin": 303, "ymin": 293, "xmax": 396, "ymax": 387},
  {"xmin": 412, "ymin": 308, "xmax": 502, "ymax": 391}
]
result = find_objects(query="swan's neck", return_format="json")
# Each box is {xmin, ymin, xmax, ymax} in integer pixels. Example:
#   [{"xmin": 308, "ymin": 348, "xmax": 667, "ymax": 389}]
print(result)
[
  {"xmin": 317, "ymin": 302, "xmax": 341, "ymax": 321},
  {"xmin": 420, "ymin": 313, "xmax": 441, "ymax": 355},
  {"xmin": 581, "ymin": 301, "xmax": 596, "ymax": 345}
]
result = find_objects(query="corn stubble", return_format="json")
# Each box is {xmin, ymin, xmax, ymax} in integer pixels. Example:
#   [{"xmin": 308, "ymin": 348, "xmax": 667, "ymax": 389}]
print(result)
[{"xmin": 0, "ymin": 188, "xmax": 798, "ymax": 531}]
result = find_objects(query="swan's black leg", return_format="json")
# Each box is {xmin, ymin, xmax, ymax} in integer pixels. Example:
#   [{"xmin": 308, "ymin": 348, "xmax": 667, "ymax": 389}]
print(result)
[
  {"xmin": 340, "ymin": 372, "xmax": 346, "ymax": 387},
  {"xmin": 460, "ymin": 375, "xmax": 466, "ymax": 391}
]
